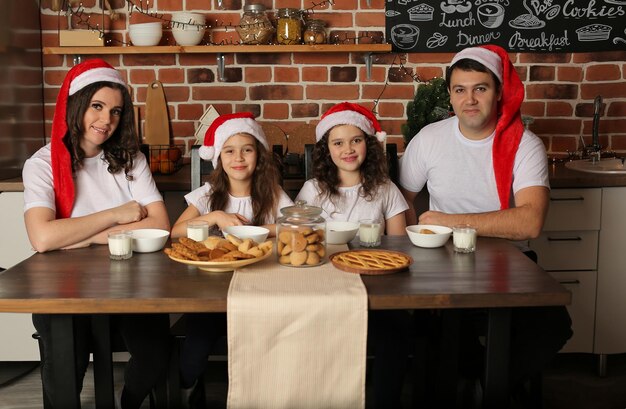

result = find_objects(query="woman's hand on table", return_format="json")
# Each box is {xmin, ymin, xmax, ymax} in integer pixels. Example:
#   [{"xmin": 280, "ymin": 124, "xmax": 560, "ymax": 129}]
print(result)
[{"xmin": 211, "ymin": 211, "xmax": 250, "ymax": 230}]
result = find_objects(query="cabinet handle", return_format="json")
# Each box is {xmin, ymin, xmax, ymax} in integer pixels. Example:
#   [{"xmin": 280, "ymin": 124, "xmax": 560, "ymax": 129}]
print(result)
[
  {"xmin": 559, "ymin": 280, "xmax": 581, "ymax": 285},
  {"xmin": 547, "ymin": 236, "xmax": 582, "ymax": 241},
  {"xmin": 550, "ymin": 197, "xmax": 584, "ymax": 202}
]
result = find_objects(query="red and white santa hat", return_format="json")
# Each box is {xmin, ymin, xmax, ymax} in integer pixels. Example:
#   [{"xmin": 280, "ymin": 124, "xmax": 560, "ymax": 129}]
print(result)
[
  {"xmin": 199, "ymin": 112, "xmax": 269, "ymax": 167},
  {"xmin": 51, "ymin": 59, "xmax": 126, "ymax": 219},
  {"xmin": 450, "ymin": 45, "xmax": 524, "ymax": 210},
  {"xmin": 315, "ymin": 102, "xmax": 386, "ymax": 143}
]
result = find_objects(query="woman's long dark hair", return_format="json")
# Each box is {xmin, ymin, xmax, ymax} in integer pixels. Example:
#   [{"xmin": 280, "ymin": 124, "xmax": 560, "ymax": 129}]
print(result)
[
  {"xmin": 312, "ymin": 131, "xmax": 388, "ymax": 204},
  {"xmin": 207, "ymin": 136, "xmax": 283, "ymax": 225},
  {"xmin": 65, "ymin": 81, "xmax": 138, "ymax": 179}
]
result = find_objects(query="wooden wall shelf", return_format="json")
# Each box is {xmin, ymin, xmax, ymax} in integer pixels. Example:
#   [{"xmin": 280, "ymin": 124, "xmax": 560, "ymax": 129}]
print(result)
[{"xmin": 43, "ymin": 44, "xmax": 392, "ymax": 55}]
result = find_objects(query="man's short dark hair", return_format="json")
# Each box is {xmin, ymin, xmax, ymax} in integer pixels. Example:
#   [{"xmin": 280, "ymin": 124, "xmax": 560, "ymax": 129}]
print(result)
[{"xmin": 445, "ymin": 58, "xmax": 502, "ymax": 92}]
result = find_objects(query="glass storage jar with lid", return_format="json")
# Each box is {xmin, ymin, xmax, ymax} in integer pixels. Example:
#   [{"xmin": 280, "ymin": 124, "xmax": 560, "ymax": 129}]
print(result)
[
  {"xmin": 276, "ymin": 7, "xmax": 303, "ymax": 45},
  {"xmin": 236, "ymin": 4, "xmax": 275, "ymax": 45},
  {"xmin": 303, "ymin": 19, "xmax": 326, "ymax": 44},
  {"xmin": 276, "ymin": 201, "xmax": 326, "ymax": 267}
]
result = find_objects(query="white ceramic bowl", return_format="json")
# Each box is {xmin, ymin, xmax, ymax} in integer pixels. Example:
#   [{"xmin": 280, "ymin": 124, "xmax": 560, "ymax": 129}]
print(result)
[
  {"xmin": 172, "ymin": 27, "xmax": 206, "ymax": 46},
  {"xmin": 326, "ymin": 221, "xmax": 359, "ymax": 244},
  {"xmin": 128, "ymin": 23, "xmax": 163, "ymax": 46},
  {"xmin": 171, "ymin": 12, "xmax": 206, "ymax": 46},
  {"xmin": 131, "ymin": 229, "xmax": 170, "ymax": 253},
  {"xmin": 223, "ymin": 225, "xmax": 270, "ymax": 244},
  {"xmin": 406, "ymin": 224, "xmax": 452, "ymax": 248}
]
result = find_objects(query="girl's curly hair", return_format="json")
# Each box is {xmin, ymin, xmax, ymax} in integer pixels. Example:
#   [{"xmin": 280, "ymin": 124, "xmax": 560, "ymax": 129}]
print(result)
[
  {"xmin": 312, "ymin": 131, "xmax": 388, "ymax": 205},
  {"xmin": 207, "ymin": 136, "xmax": 283, "ymax": 225},
  {"xmin": 65, "ymin": 82, "xmax": 139, "ymax": 180}
]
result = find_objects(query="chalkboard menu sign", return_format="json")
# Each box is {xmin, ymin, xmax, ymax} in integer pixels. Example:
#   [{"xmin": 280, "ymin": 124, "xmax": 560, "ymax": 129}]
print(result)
[{"xmin": 385, "ymin": 0, "xmax": 626, "ymax": 53}]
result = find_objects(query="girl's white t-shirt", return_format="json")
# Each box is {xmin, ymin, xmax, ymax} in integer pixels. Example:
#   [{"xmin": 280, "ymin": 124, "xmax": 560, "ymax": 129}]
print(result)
[
  {"xmin": 295, "ymin": 179, "xmax": 408, "ymax": 232},
  {"xmin": 185, "ymin": 182, "xmax": 294, "ymax": 223},
  {"xmin": 23, "ymin": 144, "xmax": 163, "ymax": 217}
]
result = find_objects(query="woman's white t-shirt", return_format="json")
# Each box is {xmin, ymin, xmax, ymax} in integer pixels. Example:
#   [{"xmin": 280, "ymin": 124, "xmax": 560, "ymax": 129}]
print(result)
[{"xmin": 23, "ymin": 144, "xmax": 163, "ymax": 217}]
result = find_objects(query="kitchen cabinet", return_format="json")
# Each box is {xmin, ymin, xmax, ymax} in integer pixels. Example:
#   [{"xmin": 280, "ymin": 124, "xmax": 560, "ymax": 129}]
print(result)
[
  {"xmin": 530, "ymin": 188, "xmax": 601, "ymax": 354},
  {"xmin": 0, "ymin": 192, "xmax": 39, "ymax": 361},
  {"xmin": 531, "ymin": 186, "xmax": 626, "ymax": 375}
]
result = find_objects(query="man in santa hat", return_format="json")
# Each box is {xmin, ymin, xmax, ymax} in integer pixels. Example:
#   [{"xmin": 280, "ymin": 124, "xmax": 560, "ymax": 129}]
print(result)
[{"xmin": 399, "ymin": 45, "xmax": 572, "ymax": 406}]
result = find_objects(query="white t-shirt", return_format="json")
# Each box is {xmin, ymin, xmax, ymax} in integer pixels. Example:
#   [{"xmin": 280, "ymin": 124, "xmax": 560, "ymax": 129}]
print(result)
[
  {"xmin": 185, "ymin": 182, "xmax": 294, "ymax": 223},
  {"xmin": 295, "ymin": 179, "xmax": 409, "ymax": 232},
  {"xmin": 399, "ymin": 116, "xmax": 549, "ymax": 214},
  {"xmin": 23, "ymin": 144, "xmax": 163, "ymax": 217}
]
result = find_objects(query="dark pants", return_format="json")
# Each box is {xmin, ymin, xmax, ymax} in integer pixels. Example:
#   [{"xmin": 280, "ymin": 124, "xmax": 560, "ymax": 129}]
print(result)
[
  {"xmin": 179, "ymin": 313, "xmax": 227, "ymax": 388},
  {"xmin": 33, "ymin": 313, "xmax": 171, "ymax": 409},
  {"xmin": 368, "ymin": 310, "xmax": 413, "ymax": 409}
]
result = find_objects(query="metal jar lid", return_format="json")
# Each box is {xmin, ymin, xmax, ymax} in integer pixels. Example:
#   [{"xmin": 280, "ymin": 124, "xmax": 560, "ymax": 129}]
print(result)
[{"xmin": 244, "ymin": 4, "xmax": 266, "ymax": 12}]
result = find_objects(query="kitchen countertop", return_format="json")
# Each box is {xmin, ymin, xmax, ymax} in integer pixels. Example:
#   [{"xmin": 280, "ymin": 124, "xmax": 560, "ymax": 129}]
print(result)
[{"xmin": 4, "ymin": 162, "xmax": 626, "ymax": 193}]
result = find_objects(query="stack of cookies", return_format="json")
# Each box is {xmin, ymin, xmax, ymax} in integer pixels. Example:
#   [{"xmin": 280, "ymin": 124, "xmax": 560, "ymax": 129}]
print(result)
[{"xmin": 164, "ymin": 235, "xmax": 272, "ymax": 262}]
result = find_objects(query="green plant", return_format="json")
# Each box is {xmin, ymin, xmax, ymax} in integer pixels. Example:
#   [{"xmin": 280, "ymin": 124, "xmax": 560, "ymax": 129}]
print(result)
[{"xmin": 402, "ymin": 77, "xmax": 452, "ymax": 146}]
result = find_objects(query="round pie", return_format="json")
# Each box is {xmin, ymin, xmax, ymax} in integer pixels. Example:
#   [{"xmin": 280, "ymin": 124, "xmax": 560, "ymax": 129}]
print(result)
[{"xmin": 330, "ymin": 250, "xmax": 413, "ymax": 275}]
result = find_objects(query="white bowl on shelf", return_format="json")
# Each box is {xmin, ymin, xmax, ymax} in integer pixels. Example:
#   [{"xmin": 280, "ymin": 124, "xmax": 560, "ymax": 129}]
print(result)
[
  {"xmin": 128, "ymin": 22, "xmax": 163, "ymax": 46},
  {"xmin": 171, "ymin": 12, "xmax": 206, "ymax": 46}
]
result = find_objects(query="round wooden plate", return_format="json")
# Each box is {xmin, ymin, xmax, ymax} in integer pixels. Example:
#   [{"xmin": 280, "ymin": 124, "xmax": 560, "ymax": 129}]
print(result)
[
  {"xmin": 329, "ymin": 249, "xmax": 413, "ymax": 275},
  {"xmin": 167, "ymin": 249, "xmax": 272, "ymax": 272}
]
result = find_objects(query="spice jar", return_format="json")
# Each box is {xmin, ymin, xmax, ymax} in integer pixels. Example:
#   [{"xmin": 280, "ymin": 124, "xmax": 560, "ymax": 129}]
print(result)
[
  {"xmin": 276, "ymin": 8, "xmax": 303, "ymax": 45},
  {"xmin": 236, "ymin": 4, "xmax": 275, "ymax": 45},
  {"xmin": 276, "ymin": 201, "xmax": 326, "ymax": 267},
  {"xmin": 303, "ymin": 19, "xmax": 326, "ymax": 45}
]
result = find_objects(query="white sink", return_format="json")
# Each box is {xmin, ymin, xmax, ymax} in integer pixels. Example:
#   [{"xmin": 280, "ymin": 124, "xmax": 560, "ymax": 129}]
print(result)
[{"xmin": 565, "ymin": 158, "xmax": 626, "ymax": 174}]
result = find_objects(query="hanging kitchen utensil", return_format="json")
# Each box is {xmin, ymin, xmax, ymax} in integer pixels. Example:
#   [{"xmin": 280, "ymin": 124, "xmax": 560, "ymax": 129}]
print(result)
[{"xmin": 144, "ymin": 80, "xmax": 170, "ymax": 146}]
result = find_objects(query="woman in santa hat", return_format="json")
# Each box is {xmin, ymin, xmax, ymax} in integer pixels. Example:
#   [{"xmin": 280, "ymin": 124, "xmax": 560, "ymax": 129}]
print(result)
[
  {"xmin": 22, "ymin": 59, "xmax": 171, "ymax": 408},
  {"xmin": 170, "ymin": 112, "xmax": 293, "ymax": 406}
]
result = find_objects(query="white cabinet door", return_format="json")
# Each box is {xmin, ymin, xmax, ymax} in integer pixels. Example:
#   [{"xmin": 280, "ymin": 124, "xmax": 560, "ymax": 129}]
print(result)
[
  {"xmin": 0, "ymin": 192, "xmax": 35, "ymax": 269},
  {"xmin": 551, "ymin": 271, "xmax": 597, "ymax": 353},
  {"xmin": 595, "ymin": 187, "xmax": 626, "ymax": 354}
]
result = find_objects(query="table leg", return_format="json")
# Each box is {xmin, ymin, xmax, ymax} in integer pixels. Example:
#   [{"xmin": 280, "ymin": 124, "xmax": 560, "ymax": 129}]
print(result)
[
  {"xmin": 483, "ymin": 307, "xmax": 511, "ymax": 409},
  {"xmin": 50, "ymin": 314, "xmax": 80, "ymax": 408},
  {"xmin": 91, "ymin": 315, "xmax": 115, "ymax": 409}
]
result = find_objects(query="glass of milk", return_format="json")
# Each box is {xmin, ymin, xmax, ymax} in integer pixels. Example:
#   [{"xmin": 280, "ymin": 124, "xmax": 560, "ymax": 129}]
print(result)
[
  {"xmin": 187, "ymin": 220, "xmax": 209, "ymax": 242},
  {"xmin": 452, "ymin": 225, "xmax": 477, "ymax": 253},
  {"xmin": 359, "ymin": 218, "xmax": 382, "ymax": 247},
  {"xmin": 108, "ymin": 230, "xmax": 133, "ymax": 260}
]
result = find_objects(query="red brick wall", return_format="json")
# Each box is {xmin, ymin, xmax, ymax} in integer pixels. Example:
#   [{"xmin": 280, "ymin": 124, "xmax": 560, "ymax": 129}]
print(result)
[{"xmin": 40, "ymin": 1, "xmax": 626, "ymax": 159}]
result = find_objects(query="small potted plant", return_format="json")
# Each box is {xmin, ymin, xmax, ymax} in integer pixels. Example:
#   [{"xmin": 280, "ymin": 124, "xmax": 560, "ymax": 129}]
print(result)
[{"xmin": 402, "ymin": 77, "xmax": 452, "ymax": 146}]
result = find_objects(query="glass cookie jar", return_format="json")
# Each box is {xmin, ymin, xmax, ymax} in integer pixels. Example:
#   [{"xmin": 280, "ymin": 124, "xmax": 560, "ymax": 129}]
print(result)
[
  {"xmin": 236, "ymin": 4, "xmax": 275, "ymax": 45},
  {"xmin": 303, "ymin": 19, "xmax": 326, "ymax": 45},
  {"xmin": 276, "ymin": 201, "xmax": 326, "ymax": 267},
  {"xmin": 276, "ymin": 7, "xmax": 303, "ymax": 45}
]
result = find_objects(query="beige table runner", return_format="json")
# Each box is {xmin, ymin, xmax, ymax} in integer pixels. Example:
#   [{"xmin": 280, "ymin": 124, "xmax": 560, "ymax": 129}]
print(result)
[{"xmin": 227, "ymin": 245, "xmax": 367, "ymax": 409}]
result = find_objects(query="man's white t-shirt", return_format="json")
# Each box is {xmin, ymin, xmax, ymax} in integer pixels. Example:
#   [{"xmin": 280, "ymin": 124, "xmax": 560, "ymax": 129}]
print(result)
[
  {"xmin": 399, "ymin": 116, "xmax": 549, "ymax": 214},
  {"xmin": 296, "ymin": 179, "xmax": 408, "ymax": 232},
  {"xmin": 185, "ymin": 182, "xmax": 294, "ymax": 223},
  {"xmin": 23, "ymin": 144, "xmax": 163, "ymax": 217}
]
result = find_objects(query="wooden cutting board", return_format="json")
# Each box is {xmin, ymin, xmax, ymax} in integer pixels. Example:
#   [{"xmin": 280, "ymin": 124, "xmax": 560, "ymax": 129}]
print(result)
[{"xmin": 143, "ymin": 81, "xmax": 170, "ymax": 145}]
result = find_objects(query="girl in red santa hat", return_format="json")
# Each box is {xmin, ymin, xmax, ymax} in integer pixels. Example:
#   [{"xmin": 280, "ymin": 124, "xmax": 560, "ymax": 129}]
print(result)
[
  {"xmin": 296, "ymin": 102, "xmax": 408, "ymax": 235},
  {"xmin": 170, "ymin": 112, "xmax": 293, "ymax": 239},
  {"xmin": 297, "ymin": 102, "xmax": 411, "ymax": 409},
  {"xmin": 22, "ymin": 59, "xmax": 171, "ymax": 409},
  {"xmin": 171, "ymin": 112, "xmax": 293, "ymax": 406}
]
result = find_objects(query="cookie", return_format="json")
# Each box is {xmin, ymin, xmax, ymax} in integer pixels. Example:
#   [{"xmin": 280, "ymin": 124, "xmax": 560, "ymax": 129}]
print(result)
[{"xmin": 290, "ymin": 250, "xmax": 308, "ymax": 266}]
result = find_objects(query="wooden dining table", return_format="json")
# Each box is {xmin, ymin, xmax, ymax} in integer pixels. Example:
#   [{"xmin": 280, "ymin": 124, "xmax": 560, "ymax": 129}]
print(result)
[{"xmin": 0, "ymin": 236, "xmax": 570, "ymax": 409}]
